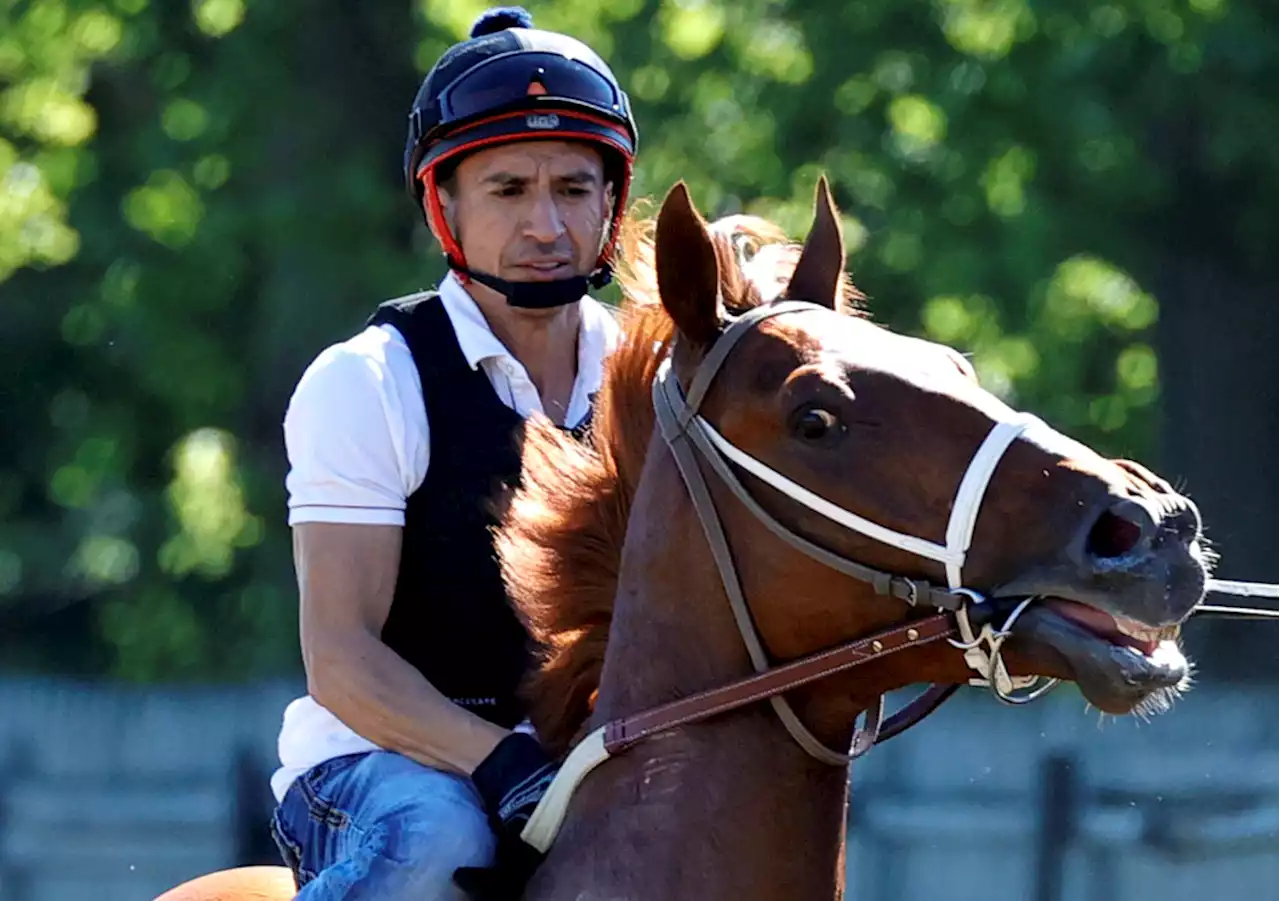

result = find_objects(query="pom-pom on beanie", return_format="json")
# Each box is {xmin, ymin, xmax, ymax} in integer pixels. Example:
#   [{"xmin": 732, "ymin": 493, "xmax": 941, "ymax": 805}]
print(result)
[{"xmin": 470, "ymin": 6, "xmax": 535, "ymax": 37}]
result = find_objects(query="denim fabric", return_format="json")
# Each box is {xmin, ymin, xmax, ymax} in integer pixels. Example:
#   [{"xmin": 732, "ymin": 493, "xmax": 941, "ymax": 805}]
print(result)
[{"xmin": 269, "ymin": 751, "xmax": 496, "ymax": 900}]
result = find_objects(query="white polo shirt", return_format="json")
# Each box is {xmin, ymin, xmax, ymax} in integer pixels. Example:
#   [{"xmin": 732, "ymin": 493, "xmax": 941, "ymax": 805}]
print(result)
[{"xmin": 271, "ymin": 273, "xmax": 620, "ymax": 802}]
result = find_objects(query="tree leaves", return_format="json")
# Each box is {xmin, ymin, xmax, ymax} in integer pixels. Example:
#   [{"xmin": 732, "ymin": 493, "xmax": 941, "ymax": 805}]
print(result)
[{"xmin": 0, "ymin": 0, "xmax": 1273, "ymax": 678}]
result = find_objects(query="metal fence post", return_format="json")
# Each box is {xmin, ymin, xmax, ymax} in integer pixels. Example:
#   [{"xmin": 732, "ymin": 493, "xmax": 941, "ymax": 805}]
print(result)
[
  {"xmin": 1035, "ymin": 753, "xmax": 1079, "ymax": 901},
  {"xmin": 233, "ymin": 745, "xmax": 279, "ymax": 866}
]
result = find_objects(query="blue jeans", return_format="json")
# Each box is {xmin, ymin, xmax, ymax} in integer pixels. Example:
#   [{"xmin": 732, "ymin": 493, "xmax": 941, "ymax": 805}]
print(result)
[{"xmin": 269, "ymin": 751, "xmax": 496, "ymax": 900}]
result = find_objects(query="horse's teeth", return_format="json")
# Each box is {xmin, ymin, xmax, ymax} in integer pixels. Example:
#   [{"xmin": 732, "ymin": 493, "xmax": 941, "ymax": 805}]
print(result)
[{"xmin": 1114, "ymin": 617, "xmax": 1161, "ymax": 642}]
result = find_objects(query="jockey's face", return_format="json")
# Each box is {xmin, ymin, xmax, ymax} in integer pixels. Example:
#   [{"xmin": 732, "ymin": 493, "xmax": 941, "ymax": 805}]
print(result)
[{"xmin": 434, "ymin": 140, "xmax": 614, "ymax": 291}]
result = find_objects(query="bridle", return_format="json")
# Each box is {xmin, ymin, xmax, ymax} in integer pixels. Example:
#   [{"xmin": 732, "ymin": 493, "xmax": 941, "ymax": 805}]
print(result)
[
  {"xmin": 647, "ymin": 300, "xmax": 1066, "ymax": 765},
  {"xmin": 520, "ymin": 298, "xmax": 1278, "ymax": 852}
]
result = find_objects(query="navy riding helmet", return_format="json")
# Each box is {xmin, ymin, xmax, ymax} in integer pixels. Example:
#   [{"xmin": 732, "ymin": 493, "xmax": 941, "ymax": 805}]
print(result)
[{"xmin": 404, "ymin": 6, "xmax": 639, "ymax": 308}]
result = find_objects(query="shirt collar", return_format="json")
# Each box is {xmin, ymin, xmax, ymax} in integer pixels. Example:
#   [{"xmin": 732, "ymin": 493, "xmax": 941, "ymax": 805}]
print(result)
[
  {"xmin": 436, "ymin": 271, "xmax": 620, "ymax": 379},
  {"xmin": 436, "ymin": 272, "xmax": 513, "ymax": 370},
  {"xmin": 574, "ymin": 292, "xmax": 620, "ymax": 402}
]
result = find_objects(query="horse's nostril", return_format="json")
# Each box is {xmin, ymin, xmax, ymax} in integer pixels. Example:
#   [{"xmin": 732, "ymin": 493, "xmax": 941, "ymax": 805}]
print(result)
[{"xmin": 1086, "ymin": 499, "xmax": 1154, "ymax": 559}]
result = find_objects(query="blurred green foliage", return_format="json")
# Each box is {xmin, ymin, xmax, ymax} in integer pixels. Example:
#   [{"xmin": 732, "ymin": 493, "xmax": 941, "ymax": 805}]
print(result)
[{"xmin": 0, "ymin": 0, "xmax": 1274, "ymax": 680}]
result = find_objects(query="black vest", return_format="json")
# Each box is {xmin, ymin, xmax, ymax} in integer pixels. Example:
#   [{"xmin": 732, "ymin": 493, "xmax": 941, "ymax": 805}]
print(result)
[{"xmin": 366, "ymin": 292, "xmax": 589, "ymax": 729}]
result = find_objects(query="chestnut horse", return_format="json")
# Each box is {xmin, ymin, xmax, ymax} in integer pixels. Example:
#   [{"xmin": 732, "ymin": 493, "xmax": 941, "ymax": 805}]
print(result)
[{"xmin": 157, "ymin": 180, "xmax": 1209, "ymax": 901}]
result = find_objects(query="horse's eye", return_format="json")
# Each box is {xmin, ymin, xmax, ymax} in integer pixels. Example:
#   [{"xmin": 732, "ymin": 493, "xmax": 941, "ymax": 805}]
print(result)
[{"xmin": 792, "ymin": 407, "xmax": 841, "ymax": 442}]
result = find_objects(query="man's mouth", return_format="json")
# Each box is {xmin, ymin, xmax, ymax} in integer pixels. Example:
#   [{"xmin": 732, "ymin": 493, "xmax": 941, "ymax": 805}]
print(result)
[{"xmin": 513, "ymin": 260, "xmax": 573, "ymax": 281}]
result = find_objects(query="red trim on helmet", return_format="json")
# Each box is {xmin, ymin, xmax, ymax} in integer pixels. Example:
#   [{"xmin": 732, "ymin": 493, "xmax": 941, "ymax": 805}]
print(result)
[
  {"xmin": 423, "ymin": 164, "xmax": 466, "ymax": 272},
  {"xmin": 419, "ymin": 111, "xmax": 635, "ymax": 283},
  {"xmin": 420, "ymin": 108, "xmax": 635, "ymax": 174}
]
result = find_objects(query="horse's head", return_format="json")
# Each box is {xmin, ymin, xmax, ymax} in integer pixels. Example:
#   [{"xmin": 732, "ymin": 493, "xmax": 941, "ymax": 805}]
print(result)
[{"xmin": 651, "ymin": 178, "xmax": 1208, "ymax": 728}]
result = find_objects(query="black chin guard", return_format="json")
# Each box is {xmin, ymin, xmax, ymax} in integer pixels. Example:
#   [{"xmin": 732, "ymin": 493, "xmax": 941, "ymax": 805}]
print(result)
[{"xmin": 450, "ymin": 259, "xmax": 614, "ymax": 309}]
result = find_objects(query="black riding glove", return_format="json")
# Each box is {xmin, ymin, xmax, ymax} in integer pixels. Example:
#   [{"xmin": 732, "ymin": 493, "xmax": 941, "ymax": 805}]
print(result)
[{"xmin": 453, "ymin": 732, "xmax": 558, "ymax": 901}]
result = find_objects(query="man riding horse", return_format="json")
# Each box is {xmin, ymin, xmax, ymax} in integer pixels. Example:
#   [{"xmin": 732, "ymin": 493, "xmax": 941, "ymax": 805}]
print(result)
[{"xmin": 267, "ymin": 6, "xmax": 636, "ymax": 898}]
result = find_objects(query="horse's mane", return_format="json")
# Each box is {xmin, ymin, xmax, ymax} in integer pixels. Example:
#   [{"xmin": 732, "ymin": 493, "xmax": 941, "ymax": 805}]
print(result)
[{"xmin": 496, "ymin": 206, "xmax": 864, "ymax": 756}]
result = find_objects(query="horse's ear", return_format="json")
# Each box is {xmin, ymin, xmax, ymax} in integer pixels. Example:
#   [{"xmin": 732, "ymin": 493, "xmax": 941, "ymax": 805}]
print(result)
[
  {"xmin": 655, "ymin": 181, "xmax": 721, "ymax": 346},
  {"xmin": 783, "ymin": 175, "xmax": 845, "ymax": 310}
]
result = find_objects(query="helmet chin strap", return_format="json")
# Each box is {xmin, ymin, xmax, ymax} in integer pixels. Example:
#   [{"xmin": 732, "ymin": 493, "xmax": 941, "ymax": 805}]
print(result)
[{"xmin": 448, "ymin": 257, "xmax": 614, "ymax": 309}]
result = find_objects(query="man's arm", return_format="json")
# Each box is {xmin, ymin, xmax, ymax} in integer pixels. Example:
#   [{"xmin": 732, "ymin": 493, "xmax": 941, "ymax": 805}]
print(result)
[{"xmin": 295, "ymin": 520, "xmax": 508, "ymax": 775}]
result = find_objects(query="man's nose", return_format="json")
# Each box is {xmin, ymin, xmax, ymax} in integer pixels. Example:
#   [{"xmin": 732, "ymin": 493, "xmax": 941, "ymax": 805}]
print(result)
[{"xmin": 523, "ymin": 193, "xmax": 566, "ymax": 244}]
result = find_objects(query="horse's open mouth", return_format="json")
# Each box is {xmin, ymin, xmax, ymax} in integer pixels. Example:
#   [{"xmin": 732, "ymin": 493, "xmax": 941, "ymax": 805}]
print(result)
[
  {"xmin": 1011, "ymin": 598, "xmax": 1191, "ymax": 715},
  {"xmin": 1041, "ymin": 598, "xmax": 1180, "ymax": 654}
]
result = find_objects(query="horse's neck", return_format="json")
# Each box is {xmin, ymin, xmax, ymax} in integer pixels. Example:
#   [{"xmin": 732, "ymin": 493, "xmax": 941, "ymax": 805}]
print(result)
[
  {"xmin": 525, "ymin": 448, "xmax": 851, "ymax": 901},
  {"xmin": 528, "ymin": 714, "xmax": 851, "ymax": 901}
]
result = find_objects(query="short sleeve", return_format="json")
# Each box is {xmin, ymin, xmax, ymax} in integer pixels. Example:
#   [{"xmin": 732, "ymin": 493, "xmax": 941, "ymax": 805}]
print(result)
[{"xmin": 283, "ymin": 325, "xmax": 429, "ymax": 526}]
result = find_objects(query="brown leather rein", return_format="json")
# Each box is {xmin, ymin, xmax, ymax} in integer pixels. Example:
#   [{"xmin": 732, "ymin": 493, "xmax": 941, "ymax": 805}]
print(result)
[{"xmin": 603, "ymin": 614, "xmax": 960, "ymax": 757}]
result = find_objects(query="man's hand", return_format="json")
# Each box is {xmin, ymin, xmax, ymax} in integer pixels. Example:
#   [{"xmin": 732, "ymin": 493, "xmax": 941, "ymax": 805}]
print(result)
[
  {"xmin": 454, "ymin": 732, "xmax": 558, "ymax": 900},
  {"xmin": 472, "ymin": 731, "xmax": 557, "ymax": 829}
]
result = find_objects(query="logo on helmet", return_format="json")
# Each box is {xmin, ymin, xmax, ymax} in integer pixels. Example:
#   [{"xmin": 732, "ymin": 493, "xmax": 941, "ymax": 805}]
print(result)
[{"xmin": 526, "ymin": 113, "xmax": 560, "ymax": 130}]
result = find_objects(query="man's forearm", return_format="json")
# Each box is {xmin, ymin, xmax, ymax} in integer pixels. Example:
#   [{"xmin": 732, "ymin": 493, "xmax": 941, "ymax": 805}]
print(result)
[{"xmin": 307, "ymin": 628, "xmax": 508, "ymax": 775}]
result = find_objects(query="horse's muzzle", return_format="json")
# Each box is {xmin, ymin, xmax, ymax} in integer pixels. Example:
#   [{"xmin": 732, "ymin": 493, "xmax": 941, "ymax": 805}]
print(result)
[{"xmin": 996, "ymin": 492, "xmax": 1208, "ymax": 630}]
